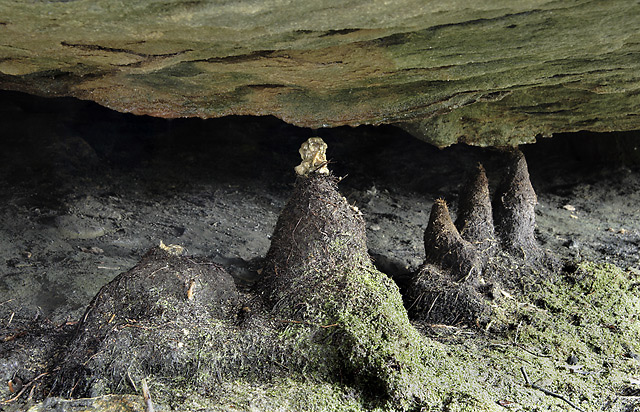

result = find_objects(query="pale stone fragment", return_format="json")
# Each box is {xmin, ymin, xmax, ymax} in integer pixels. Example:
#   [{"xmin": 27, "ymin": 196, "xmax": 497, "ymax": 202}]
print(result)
[{"xmin": 294, "ymin": 137, "xmax": 330, "ymax": 176}]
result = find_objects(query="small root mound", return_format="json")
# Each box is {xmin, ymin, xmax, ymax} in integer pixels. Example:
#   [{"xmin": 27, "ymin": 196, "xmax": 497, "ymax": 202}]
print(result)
[
  {"xmin": 407, "ymin": 149, "xmax": 559, "ymax": 327},
  {"xmin": 51, "ymin": 248, "xmax": 242, "ymax": 399}
]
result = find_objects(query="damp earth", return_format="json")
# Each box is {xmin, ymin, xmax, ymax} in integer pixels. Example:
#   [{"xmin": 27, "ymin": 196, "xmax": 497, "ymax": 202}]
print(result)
[{"xmin": 1, "ymin": 91, "xmax": 640, "ymax": 411}]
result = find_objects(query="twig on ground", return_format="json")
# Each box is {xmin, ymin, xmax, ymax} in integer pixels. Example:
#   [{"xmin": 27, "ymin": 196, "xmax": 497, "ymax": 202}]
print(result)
[
  {"xmin": 148, "ymin": 265, "xmax": 169, "ymax": 278},
  {"xmin": 2, "ymin": 330, "xmax": 28, "ymax": 342},
  {"xmin": 127, "ymin": 370, "xmax": 138, "ymax": 392},
  {"xmin": 520, "ymin": 367, "xmax": 586, "ymax": 412},
  {"xmin": 428, "ymin": 323, "xmax": 461, "ymax": 329},
  {"xmin": 141, "ymin": 378, "xmax": 154, "ymax": 412},
  {"xmin": 516, "ymin": 344, "xmax": 552, "ymax": 358}
]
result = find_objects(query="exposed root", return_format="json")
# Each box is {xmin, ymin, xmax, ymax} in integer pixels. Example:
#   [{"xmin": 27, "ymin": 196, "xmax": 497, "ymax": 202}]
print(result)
[{"xmin": 520, "ymin": 367, "xmax": 586, "ymax": 412}]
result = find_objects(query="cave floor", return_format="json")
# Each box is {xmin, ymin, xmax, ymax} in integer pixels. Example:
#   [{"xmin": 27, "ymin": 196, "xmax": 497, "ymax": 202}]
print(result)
[
  {"xmin": 1, "ymin": 91, "xmax": 638, "ymax": 324},
  {"xmin": 1, "ymin": 91, "xmax": 640, "ymax": 410}
]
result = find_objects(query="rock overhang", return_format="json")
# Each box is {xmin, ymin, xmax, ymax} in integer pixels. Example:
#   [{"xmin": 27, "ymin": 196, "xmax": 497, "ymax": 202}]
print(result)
[{"xmin": 0, "ymin": 0, "xmax": 639, "ymax": 147}]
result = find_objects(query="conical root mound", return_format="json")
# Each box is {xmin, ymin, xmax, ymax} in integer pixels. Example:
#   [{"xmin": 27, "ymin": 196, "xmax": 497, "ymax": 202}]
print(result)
[
  {"xmin": 50, "ymin": 248, "xmax": 242, "ymax": 399},
  {"xmin": 424, "ymin": 199, "xmax": 483, "ymax": 281},
  {"xmin": 407, "ymin": 149, "xmax": 558, "ymax": 327},
  {"xmin": 455, "ymin": 163, "xmax": 497, "ymax": 257},
  {"xmin": 493, "ymin": 149, "xmax": 541, "ymax": 260},
  {"xmin": 259, "ymin": 174, "xmax": 368, "ymax": 308},
  {"xmin": 259, "ymin": 173, "xmax": 433, "ymax": 408}
]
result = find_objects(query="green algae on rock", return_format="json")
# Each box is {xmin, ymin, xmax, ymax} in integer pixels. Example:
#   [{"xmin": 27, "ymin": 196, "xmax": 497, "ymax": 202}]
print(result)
[{"xmin": 1, "ymin": 1, "xmax": 640, "ymax": 146}]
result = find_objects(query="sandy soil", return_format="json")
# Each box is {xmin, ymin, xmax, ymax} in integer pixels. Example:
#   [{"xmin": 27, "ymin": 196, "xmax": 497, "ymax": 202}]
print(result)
[{"xmin": 1, "ymin": 90, "xmax": 639, "ymax": 326}]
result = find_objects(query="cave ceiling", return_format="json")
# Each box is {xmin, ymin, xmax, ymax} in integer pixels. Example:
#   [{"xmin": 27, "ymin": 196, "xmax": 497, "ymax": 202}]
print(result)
[{"xmin": 1, "ymin": 0, "xmax": 639, "ymax": 147}]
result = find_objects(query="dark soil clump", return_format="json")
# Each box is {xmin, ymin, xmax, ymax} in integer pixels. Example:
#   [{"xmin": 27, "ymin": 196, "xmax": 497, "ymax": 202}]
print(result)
[{"xmin": 0, "ymin": 314, "xmax": 75, "ymax": 406}]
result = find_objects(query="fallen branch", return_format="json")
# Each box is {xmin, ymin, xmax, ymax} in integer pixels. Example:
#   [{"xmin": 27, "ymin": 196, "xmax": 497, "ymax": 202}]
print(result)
[{"xmin": 520, "ymin": 367, "xmax": 586, "ymax": 412}]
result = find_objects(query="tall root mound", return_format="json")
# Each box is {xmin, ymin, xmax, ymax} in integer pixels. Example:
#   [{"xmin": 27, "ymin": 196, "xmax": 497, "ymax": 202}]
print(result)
[
  {"xmin": 407, "ymin": 149, "xmax": 560, "ymax": 326},
  {"xmin": 259, "ymin": 174, "xmax": 433, "ymax": 409},
  {"xmin": 259, "ymin": 174, "xmax": 368, "ymax": 306}
]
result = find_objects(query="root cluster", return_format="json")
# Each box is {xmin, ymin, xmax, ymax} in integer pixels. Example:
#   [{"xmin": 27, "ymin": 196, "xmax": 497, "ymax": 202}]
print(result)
[
  {"xmin": 3, "ymin": 144, "xmax": 561, "ymax": 410},
  {"xmin": 407, "ymin": 149, "xmax": 559, "ymax": 326}
]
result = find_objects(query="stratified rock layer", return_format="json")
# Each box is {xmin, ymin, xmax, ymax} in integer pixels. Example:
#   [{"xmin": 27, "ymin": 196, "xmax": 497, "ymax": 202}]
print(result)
[{"xmin": 1, "ymin": 1, "xmax": 639, "ymax": 146}]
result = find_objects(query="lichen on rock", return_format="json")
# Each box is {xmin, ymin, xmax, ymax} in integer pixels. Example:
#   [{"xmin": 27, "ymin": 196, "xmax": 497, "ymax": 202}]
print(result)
[{"xmin": 2, "ymin": 1, "xmax": 640, "ymax": 146}]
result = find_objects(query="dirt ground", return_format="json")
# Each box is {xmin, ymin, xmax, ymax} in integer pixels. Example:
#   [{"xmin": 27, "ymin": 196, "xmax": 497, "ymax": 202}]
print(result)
[{"xmin": 0, "ymin": 90, "xmax": 639, "ymax": 326}]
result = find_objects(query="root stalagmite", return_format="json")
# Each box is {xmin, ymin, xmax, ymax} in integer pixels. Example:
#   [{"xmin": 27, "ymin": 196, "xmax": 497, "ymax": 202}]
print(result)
[
  {"xmin": 423, "ymin": 199, "xmax": 482, "ymax": 281},
  {"xmin": 493, "ymin": 149, "xmax": 542, "ymax": 261},
  {"xmin": 408, "ymin": 148, "xmax": 558, "ymax": 326},
  {"xmin": 455, "ymin": 163, "xmax": 497, "ymax": 258}
]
